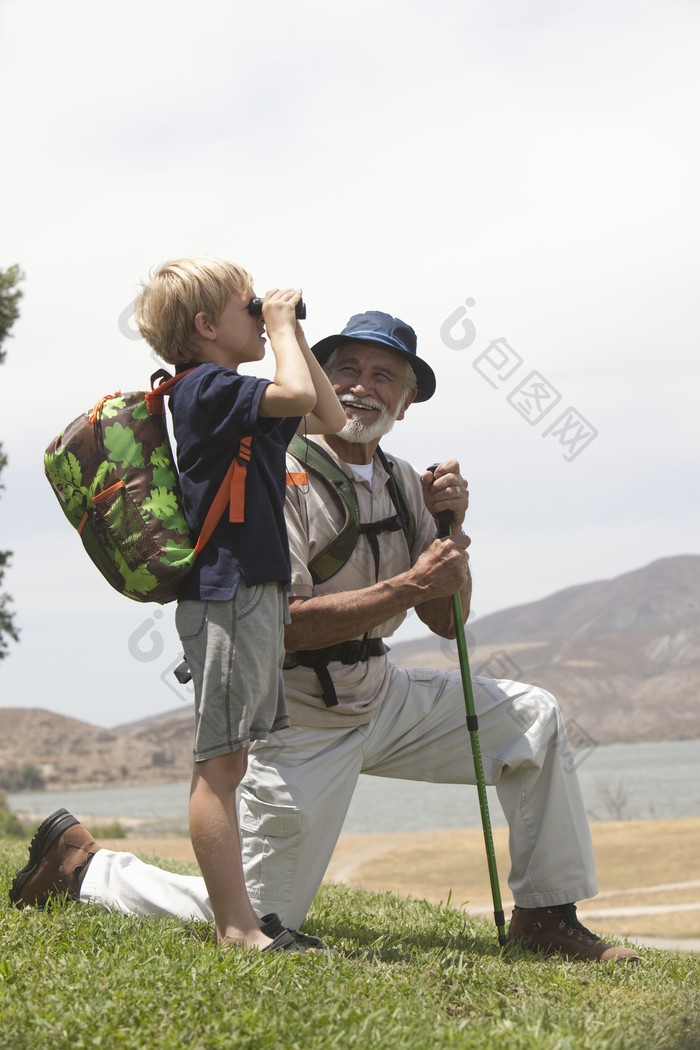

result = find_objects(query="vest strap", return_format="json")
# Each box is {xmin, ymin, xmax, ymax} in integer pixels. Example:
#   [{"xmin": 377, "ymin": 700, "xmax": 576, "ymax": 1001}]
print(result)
[{"xmin": 284, "ymin": 638, "xmax": 389, "ymax": 706}]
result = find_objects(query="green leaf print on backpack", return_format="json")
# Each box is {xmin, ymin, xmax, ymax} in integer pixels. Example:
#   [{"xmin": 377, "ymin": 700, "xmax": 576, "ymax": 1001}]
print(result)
[
  {"xmin": 143, "ymin": 486, "xmax": 190, "ymax": 534},
  {"xmin": 44, "ymin": 448, "xmax": 91, "ymax": 529},
  {"xmin": 100, "ymin": 396, "xmax": 128, "ymax": 420},
  {"xmin": 103, "ymin": 422, "xmax": 145, "ymax": 468},
  {"xmin": 120, "ymin": 561, "xmax": 161, "ymax": 597},
  {"xmin": 151, "ymin": 442, "xmax": 173, "ymax": 470},
  {"xmin": 89, "ymin": 459, "xmax": 116, "ymax": 500},
  {"xmin": 151, "ymin": 443, "xmax": 180, "ymax": 490}
]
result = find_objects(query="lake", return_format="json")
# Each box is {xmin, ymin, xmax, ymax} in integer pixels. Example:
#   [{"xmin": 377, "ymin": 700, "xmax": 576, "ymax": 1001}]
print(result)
[{"xmin": 8, "ymin": 738, "xmax": 700, "ymax": 835}]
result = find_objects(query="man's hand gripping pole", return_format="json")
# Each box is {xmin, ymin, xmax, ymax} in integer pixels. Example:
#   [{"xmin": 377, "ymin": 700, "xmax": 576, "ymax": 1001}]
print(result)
[{"xmin": 428, "ymin": 465, "xmax": 507, "ymax": 948}]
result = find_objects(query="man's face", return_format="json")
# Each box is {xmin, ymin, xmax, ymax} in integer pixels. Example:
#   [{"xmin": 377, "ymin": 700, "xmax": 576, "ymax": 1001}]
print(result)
[{"xmin": 325, "ymin": 342, "xmax": 417, "ymax": 444}]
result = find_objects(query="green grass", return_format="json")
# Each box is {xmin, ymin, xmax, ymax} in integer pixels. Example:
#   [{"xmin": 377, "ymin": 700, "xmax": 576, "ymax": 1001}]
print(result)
[{"xmin": 1, "ymin": 840, "xmax": 699, "ymax": 1050}]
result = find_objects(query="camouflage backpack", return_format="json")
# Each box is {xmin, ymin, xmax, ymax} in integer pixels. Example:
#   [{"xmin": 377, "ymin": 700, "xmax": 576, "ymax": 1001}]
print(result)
[{"xmin": 44, "ymin": 369, "xmax": 251, "ymax": 604}]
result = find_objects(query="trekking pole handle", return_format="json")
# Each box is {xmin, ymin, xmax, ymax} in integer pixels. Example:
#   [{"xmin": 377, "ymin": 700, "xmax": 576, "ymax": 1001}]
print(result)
[
  {"xmin": 427, "ymin": 465, "xmax": 507, "ymax": 947},
  {"xmin": 427, "ymin": 463, "xmax": 454, "ymax": 538}
]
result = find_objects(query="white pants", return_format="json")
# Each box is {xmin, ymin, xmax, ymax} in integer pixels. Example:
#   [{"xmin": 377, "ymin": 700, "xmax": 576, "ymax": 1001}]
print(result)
[{"xmin": 82, "ymin": 665, "xmax": 597, "ymax": 928}]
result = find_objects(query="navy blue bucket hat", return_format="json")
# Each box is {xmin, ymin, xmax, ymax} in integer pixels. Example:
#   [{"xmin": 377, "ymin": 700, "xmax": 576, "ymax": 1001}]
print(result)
[{"xmin": 311, "ymin": 310, "xmax": 436, "ymax": 402}]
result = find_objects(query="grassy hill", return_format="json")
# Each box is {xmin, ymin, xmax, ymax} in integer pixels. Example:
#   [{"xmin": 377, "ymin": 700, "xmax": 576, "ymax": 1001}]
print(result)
[{"xmin": 1, "ymin": 839, "xmax": 699, "ymax": 1050}]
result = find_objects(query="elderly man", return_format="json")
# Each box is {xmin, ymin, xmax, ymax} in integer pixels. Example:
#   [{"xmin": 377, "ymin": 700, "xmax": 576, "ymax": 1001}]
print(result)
[{"xmin": 12, "ymin": 312, "xmax": 639, "ymax": 963}]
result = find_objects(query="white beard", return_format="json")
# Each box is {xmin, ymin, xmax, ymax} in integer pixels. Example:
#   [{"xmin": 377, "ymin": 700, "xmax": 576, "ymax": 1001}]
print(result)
[{"xmin": 337, "ymin": 396, "xmax": 402, "ymax": 444}]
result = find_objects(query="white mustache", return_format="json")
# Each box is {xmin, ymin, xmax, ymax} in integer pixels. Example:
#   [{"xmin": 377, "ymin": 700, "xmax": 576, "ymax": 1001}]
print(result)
[{"xmin": 339, "ymin": 395, "xmax": 384, "ymax": 412}]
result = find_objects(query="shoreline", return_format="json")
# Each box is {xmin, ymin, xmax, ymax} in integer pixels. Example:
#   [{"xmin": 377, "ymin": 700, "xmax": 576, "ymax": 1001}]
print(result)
[{"xmin": 90, "ymin": 815, "xmax": 700, "ymax": 952}]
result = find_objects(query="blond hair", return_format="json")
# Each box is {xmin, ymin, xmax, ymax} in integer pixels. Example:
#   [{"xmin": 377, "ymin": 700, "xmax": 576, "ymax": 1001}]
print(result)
[{"xmin": 135, "ymin": 256, "xmax": 254, "ymax": 364}]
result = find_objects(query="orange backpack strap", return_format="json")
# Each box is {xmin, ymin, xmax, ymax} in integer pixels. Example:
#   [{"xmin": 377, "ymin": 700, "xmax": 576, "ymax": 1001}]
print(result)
[
  {"xmin": 88, "ymin": 391, "xmax": 122, "ymax": 424},
  {"xmin": 227, "ymin": 436, "xmax": 252, "ymax": 523},
  {"xmin": 193, "ymin": 436, "xmax": 252, "ymax": 555},
  {"xmin": 193, "ymin": 462, "xmax": 235, "ymax": 555},
  {"xmin": 145, "ymin": 368, "xmax": 198, "ymax": 416},
  {"xmin": 144, "ymin": 369, "xmax": 252, "ymax": 556}
]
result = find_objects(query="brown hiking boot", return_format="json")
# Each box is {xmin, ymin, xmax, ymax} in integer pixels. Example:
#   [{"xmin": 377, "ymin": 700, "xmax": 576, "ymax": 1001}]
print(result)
[
  {"xmin": 507, "ymin": 904, "xmax": 641, "ymax": 962},
  {"xmin": 9, "ymin": 809, "xmax": 102, "ymax": 908}
]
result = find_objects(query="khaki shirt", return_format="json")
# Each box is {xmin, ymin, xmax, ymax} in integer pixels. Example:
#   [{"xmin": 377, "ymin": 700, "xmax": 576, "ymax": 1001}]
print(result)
[{"xmin": 283, "ymin": 436, "xmax": 437, "ymax": 727}]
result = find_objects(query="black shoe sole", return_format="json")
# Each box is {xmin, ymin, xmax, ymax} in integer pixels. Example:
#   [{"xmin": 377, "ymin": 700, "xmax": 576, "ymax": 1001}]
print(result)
[{"xmin": 9, "ymin": 808, "xmax": 80, "ymax": 905}]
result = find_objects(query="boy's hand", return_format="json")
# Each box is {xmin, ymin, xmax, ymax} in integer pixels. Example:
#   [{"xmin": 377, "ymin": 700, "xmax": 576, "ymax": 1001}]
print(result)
[{"xmin": 262, "ymin": 288, "xmax": 303, "ymax": 339}]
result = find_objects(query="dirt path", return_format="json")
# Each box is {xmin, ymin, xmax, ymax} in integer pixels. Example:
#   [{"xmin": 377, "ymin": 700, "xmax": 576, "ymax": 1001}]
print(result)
[
  {"xmin": 321, "ymin": 817, "xmax": 700, "ymax": 947},
  {"xmin": 101, "ymin": 815, "xmax": 700, "ymax": 951}
]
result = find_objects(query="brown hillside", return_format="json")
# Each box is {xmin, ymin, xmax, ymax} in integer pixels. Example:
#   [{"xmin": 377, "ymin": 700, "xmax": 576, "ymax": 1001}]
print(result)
[
  {"xmin": 390, "ymin": 555, "xmax": 700, "ymax": 745},
  {"xmin": 0, "ymin": 707, "xmax": 192, "ymax": 790},
  {"xmin": 1, "ymin": 556, "xmax": 698, "ymax": 789},
  {"xmin": 463, "ymin": 555, "xmax": 700, "ymax": 645}
]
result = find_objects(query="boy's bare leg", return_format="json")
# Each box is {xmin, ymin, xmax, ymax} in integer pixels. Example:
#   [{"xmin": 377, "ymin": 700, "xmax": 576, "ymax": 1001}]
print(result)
[{"xmin": 189, "ymin": 749, "xmax": 272, "ymax": 950}]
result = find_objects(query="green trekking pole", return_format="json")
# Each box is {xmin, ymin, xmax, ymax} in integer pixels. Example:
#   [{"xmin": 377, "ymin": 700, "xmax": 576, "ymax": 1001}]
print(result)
[{"xmin": 429, "ymin": 468, "xmax": 507, "ymax": 948}]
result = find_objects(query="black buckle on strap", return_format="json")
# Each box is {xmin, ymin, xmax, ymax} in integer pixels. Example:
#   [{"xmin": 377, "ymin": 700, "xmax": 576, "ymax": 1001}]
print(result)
[
  {"xmin": 340, "ymin": 637, "xmax": 388, "ymax": 662},
  {"xmin": 284, "ymin": 638, "xmax": 388, "ymax": 669},
  {"xmin": 283, "ymin": 637, "xmax": 389, "ymax": 706}
]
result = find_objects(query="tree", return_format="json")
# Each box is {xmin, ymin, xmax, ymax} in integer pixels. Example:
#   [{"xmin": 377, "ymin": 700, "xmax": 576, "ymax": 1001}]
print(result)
[
  {"xmin": 0, "ymin": 790, "xmax": 26, "ymax": 837},
  {"xmin": 0, "ymin": 264, "xmax": 24, "ymax": 659}
]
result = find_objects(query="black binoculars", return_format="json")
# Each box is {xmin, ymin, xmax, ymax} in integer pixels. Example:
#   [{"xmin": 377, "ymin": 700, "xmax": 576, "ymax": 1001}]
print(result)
[{"xmin": 247, "ymin": 297, "xmax": 307, "ymax": 320}]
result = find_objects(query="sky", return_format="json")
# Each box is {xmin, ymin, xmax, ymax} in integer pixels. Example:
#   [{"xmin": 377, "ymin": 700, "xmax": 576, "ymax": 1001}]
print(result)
[{"xmin": 1, "ymin": 0, "xmax": 698, "ymax": 729}]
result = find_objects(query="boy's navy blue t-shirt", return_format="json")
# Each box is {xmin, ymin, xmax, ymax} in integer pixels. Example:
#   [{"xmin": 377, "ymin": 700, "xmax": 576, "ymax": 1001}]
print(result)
[{"xmin": 169, "ymin": 362, "xmax": 300, "ymax": 602}]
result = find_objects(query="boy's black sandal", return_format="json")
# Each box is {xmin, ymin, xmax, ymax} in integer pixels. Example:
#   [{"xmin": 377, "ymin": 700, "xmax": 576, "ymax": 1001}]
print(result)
[
  {"xmin": 260, "ymin": 912, "xmax": 330, "ymax": 951},
  {"xmin": 261, "ymin": 929, "xmax": 307, "ymax": 953}
]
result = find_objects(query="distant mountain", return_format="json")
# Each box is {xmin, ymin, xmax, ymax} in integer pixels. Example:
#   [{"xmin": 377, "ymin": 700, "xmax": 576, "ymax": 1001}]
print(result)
[
  {"xmin": 390, "ymin": 555, "xmax": 700, "ymax": 745},
  {"xmin": 0, "ymin": 707, "xmax": 193, "ymax": 792},
  {"xmin": 1, "ymin": 556, "xmax": 697, "ymax": 790},
  {"xmin": 457, "ymin": 554, "xmax": 700, "ymax": 644}
]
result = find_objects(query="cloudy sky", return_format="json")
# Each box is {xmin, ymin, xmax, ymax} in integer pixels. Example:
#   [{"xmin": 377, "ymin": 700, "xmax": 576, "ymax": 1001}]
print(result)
[{"xmin": 1, "ymin": 0, "xmax": 698, "ymax": 728}]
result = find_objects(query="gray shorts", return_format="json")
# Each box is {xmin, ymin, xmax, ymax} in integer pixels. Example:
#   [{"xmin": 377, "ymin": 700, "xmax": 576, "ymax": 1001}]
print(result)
[{"xmin": 176, "ymin": 581, "xmax": 291, "ymax": 762}]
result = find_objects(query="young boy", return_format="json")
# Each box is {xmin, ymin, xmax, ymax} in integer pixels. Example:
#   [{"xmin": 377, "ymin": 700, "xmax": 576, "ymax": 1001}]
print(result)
[{"xmin": 135, "ymin": 257, "xmax": 345, "ymax": 952}]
